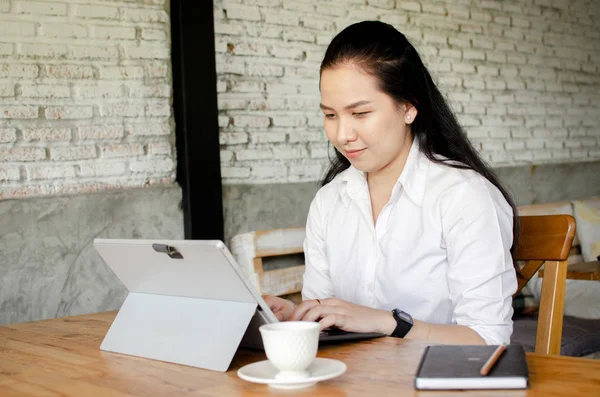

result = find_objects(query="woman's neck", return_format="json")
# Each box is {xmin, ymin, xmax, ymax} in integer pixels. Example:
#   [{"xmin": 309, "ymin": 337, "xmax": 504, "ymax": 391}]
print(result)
[{"xmin": 367, "ymin": 136, "xmax": 414, "ymax": 194}]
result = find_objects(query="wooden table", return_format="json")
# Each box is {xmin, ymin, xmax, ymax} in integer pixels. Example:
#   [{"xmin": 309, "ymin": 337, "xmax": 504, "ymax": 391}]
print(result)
[{"xmin": 1, "ymin": 312, "xmax": 599, "ymax": 396}]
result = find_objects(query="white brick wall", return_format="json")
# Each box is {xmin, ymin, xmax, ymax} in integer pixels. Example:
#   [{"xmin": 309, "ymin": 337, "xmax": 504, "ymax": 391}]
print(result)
[
  {"xmin": 215, "ymin": 0, "xmax": 600, "ymax": 184},
  {"xmin": 0, "ymin": 0, "xmax": 174, "ymax": 199}
]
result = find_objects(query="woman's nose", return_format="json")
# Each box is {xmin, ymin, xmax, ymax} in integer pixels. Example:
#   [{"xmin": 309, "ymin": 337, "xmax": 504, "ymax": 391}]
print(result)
[{"xmin": 337, "ymin": 118, "xmax": 357, "ymax": 143}]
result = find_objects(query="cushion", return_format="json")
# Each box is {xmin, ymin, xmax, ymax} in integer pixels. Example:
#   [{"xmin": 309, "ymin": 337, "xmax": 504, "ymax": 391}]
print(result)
[
  {"xmin": 517, "ymin": 202, "xmax": 574, "ymax": 217},
  {"xmin": 573, "ymin": 200, "xmax": 600, "ymax": 262},
  {"xmin": 512, "ymin": 315, "xmax": 600, "ymax": 356},
  {"xmin": 527, "ymin": 273, "xmax": 600, "ymax": 320}
]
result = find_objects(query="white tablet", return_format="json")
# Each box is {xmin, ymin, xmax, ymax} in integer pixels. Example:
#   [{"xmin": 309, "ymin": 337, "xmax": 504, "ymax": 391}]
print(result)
[
  {"xmin": 95, "ymin": 238, "xmax": 384, "ymax": 360},
  {"xmin": 95, "ymin": 239, "xmax": 276, "ymax": 318}
]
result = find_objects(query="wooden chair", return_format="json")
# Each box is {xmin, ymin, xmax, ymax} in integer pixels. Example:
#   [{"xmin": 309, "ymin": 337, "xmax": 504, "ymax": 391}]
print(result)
[
  {"xmin": 513, "ymin": 214, "xmax": 577, "ymax": 355},
  {"xmin": 230, "ymin": 228, "xmax": 306, "ymax": 304},
  {"xmin": 518, "ymin": 200, "xmax": 600, "ymax": 282}
]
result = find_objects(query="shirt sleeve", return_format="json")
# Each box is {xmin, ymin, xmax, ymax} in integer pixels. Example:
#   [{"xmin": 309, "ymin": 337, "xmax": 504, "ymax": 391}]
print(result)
[
  {"xmin": 301, "ymin": 194, "xmax": 335, "ymax": 301},
  {"xmin": 440, "ymin": 177, "xmax": 517, "ymax": 345}
]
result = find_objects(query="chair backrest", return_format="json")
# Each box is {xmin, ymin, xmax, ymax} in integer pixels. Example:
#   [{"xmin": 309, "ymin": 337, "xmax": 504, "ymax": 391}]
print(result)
[
  {"xmin": 513, "ymin": 214, "xmax": 576, "ymax": 294},
  {"xmin": 512, "ymin": 214, "xmax": 577, "ymax": 355},
  {"xmin": 517, "ymin": 201, "xmax": 583, "ymax": 265}
]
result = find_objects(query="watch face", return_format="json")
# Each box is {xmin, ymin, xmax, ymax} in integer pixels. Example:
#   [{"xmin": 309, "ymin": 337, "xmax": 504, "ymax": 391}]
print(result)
[{"xmin": 398, "ymin": 311, "xmax": 411, "ymax": 322}]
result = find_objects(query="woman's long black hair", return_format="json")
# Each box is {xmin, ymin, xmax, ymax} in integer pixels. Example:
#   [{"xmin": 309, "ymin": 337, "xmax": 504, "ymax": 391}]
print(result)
[{"xmin": 320, "ymin": 21, "xmax": 519, "ymax": 250}]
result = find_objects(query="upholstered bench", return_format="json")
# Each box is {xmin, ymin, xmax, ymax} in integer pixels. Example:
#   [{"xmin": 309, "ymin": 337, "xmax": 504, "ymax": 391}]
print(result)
[{"xmin": 512, "ymin": 315, "xmax": 600, "ymax": 356}]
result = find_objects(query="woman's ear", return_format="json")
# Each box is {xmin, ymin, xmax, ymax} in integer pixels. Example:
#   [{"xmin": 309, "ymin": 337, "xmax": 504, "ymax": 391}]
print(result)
[{"xmin": 403, "ymin": 103, "xmax": 418, "ymax": 125}]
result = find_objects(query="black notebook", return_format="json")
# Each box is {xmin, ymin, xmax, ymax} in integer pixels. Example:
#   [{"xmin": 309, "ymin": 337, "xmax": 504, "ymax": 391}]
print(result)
[{"xmin": 414, "ymin": 345, "xmax": 529, "ymax": 390}]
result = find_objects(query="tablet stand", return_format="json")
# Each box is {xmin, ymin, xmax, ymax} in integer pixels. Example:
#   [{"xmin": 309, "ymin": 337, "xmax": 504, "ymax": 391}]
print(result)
[{"xmin": 100, "ymin": 292, "xmax": 257, "ymax": 372}]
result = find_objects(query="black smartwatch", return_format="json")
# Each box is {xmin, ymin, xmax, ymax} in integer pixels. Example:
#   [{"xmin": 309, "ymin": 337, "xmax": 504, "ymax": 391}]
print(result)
[{"xmin": 390, "ymin": 308, "xmax": 413, "ymax": 338}]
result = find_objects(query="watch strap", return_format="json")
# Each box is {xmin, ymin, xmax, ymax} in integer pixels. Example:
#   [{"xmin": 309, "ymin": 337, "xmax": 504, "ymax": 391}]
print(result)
[{"xmin": 391, "ymin": 308, "xmax": 413, "ymax": 338}]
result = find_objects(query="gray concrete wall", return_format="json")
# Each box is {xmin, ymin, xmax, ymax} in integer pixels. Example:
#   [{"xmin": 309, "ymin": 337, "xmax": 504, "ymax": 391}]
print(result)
[
  {"xmin": 0, "ymin": 186, "xmax": 183, "ymax": 325},
  {"xmin": 223, "ymin": 181, "xmax": 319, "ymax": 243},
  {"xmin": 223, "ymin": 161, "xmax": 600, "ymax": 242},
  {"xmin": 495, "ymin": 162, "xmax": 600, "ymax": 205}
]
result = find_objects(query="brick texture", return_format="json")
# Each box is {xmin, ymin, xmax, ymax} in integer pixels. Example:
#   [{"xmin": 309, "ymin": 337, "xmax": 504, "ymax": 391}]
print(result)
[
  {"xmin": 214, "ymin": 0, "xmax": 600, "ymax": 184},
  {"xmin": 0, "ymin": 0, "xmax": 175, "ymax": 200},
  {"xmin": 3, "ymin": 0, "xmax": 600, "ymax": 197}
]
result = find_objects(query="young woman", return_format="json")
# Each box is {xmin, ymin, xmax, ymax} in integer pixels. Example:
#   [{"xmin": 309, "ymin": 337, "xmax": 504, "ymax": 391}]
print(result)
[{"xmin": 264, "ymin": 21, "xmax": 518, "ymax": 345}]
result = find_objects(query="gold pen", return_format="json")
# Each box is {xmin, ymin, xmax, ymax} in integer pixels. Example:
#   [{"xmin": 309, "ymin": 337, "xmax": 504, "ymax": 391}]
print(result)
[{"xmin": 480, "ymin": 344, "xmax": 506, "ymax": 376}]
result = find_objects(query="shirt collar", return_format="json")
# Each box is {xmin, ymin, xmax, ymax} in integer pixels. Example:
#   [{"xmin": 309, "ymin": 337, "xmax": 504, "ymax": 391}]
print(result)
[
  {"xmin": 395, "ymin": 139, "xmax": 429, "ymax": 207},
  {"xmin": 339, "ymin": 164, "xmax": 368, "ymax": 207},
  {"xmin": 339, "ymin": 139, "xmax": 429, "ymax": 208}
]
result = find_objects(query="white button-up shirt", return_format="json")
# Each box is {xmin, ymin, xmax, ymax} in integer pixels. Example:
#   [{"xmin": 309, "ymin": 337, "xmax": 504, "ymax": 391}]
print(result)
[{"xmin": 302, "ymin": 141, "xmax": 517, "ymax": 345}]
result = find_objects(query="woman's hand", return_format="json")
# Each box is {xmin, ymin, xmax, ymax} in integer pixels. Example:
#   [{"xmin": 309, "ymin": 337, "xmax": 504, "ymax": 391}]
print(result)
[
  {"xmin": 289, "ymin": 298, "xmax": 396, "ymax": 334},
  {"xmin": 262, "ymin": 295, "xmax": 296, "ymax": 321}
]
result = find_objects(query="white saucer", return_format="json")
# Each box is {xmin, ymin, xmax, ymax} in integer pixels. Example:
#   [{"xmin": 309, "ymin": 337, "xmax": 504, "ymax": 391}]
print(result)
[{"xmin": 237, "ymin": 358, "xmax": 347, "ymax": 389}]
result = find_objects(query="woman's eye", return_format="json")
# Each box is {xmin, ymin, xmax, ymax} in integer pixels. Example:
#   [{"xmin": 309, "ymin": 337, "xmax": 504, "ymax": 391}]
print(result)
[
  {"xmin": 353, "ymin": 111, "xmax": 370, "ymax": 117},
  {"xmin": 324, "ymin": 114, "xmax": 336, "ymax": 119}
]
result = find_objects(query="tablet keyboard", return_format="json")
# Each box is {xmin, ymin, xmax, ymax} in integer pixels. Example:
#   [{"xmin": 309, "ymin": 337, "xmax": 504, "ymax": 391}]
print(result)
[{"xmin": 319, "ymin": 327, "xmax": 385, "ymax": 342}]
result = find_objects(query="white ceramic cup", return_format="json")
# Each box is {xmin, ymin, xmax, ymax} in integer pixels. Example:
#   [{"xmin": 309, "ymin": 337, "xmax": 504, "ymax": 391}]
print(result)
[{"xmin": 259, "ymin": 321, "xmax": 320, "ymax": 380}]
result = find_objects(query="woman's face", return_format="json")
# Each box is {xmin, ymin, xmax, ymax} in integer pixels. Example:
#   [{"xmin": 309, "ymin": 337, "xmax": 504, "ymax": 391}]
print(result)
[{"xmin": 320, "ymin": 63, "xmax": 417, "ymax": 175}]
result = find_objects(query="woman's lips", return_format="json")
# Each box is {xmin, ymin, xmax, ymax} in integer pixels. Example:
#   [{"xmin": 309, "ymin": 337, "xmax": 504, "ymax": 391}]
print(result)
[{"xmin": 345, "ymin": 148, "xmax": 366, "ymax": 159}]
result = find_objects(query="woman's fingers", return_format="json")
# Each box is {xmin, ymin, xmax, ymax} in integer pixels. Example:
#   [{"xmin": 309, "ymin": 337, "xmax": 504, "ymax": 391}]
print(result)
[
  {"xmin": 282, "ymin": 298, "xmax": 385, "ymax": 333},
  {"xmin": 288, "ymin": 299, "xmax": 320, "ymax": 321},
  {"xmin": 318, "ymin": 314, "xmax": 341, "ymax": 331},
  {"xmin": 302, "ymin": 305, "xmax": 344, "ymax": 322},
  {"xmin": 274, "ymin": 311, "xmax": 286, "ymax": 321},
  {"xmin": 262, "ymin": 295, "xmax": 296, "ymax": 321},
  {"xmin": 262, "ymin": 295, "xmax": 278, "ymax": 309},
  {"xmin": 289, "ymin": 298, "xmax": 346, "ymax": 321}
]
